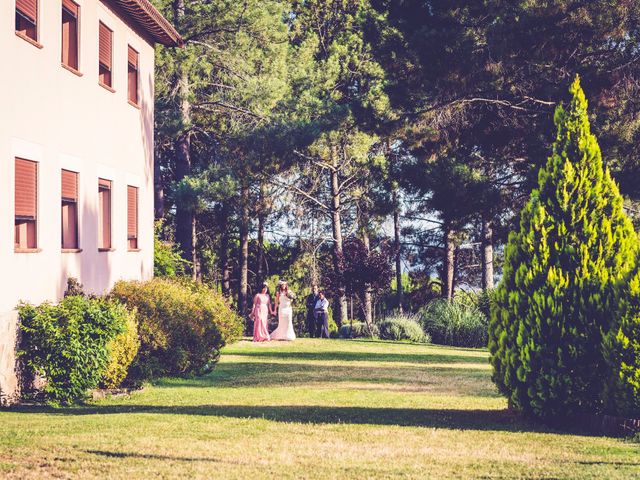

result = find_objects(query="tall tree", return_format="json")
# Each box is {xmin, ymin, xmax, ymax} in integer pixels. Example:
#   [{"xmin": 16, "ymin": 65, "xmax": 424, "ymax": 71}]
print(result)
[{"xmin": 489, "ymin": 78, "xmax": 637, "ymax": 418}]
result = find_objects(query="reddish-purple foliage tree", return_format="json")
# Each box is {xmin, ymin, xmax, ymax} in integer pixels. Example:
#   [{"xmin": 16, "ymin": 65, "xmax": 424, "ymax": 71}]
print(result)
[{"xmin": 324, "ymin": 238, "xmax": 394, "ymax": 335}]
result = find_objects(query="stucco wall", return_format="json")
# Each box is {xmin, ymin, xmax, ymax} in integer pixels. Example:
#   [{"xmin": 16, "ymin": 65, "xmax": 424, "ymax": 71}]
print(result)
[{"xmin": 0, "ymin": 0, "xmax": 156, "ymax": 401}]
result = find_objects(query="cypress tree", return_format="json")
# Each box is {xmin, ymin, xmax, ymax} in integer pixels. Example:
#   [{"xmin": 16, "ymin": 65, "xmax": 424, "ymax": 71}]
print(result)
[{"xmin": 489, "ymin": 77, "xmax": 638, "ymax": 418}]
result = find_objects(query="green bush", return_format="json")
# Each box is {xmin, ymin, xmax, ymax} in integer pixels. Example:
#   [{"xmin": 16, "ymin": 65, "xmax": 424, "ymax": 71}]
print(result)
[
  {"xmin": 338, "ymin": 321, "xmax": 378, "ymax": 339},
  {"xmin": 421, "ymin": 298, "xmax": 488, "ymax": 348},
  {"xmin": 17, "ymin": 296, "xmax": 128, "ymax": 405},
  {"xmin": 379, "ymin": 314, "xmax": 428, "ymax": 343},
  {"xmin": 154, "ymin": 222, "xmax": 190, "ymax": 277},
  {"xmin": 489, "ymin": 78, "xmax": 638, "ymax": 419},
  {"xmin": 110, "ymin": 278, "xmax": 243, "ymax": 382},
  {"xmin": 101, "ymin": 309, "xmax": 140, "ymax": 389}
]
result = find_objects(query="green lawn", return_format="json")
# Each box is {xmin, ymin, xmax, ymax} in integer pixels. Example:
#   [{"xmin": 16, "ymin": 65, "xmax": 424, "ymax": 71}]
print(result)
[{"xmin": 1, "ymin": 339, "xmax": 638, "ymax": 479}]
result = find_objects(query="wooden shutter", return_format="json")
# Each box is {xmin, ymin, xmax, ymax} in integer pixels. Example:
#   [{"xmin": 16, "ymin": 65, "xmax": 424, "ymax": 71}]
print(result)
[
  {"xmin": 99, "ymin": 23, "xmax": 112, "ymax": 69},
  {"xmin": 127, "ymin": 46, "xmax": 138, "ymax": 67},
  {"xmin": 127, "ymin": 186, "xmax": 138, "ymax": 238},
  {"xmin": 16, "ymin": 0, "xmax": 37, "ymax": 22},
  {"xmin": 62, "ymin": 0, "xmax": 78, "ymax": 16},
  {"xmin": 15, "ymin": 158, "xmax": 37, "ymax": 219},
  {"xmin": 61, "ymin": 170, "xmax": 78, "ymax": 201},
  {"xmin": 99, "ymin": 178, "xmax": 111, "ymax": 189}
]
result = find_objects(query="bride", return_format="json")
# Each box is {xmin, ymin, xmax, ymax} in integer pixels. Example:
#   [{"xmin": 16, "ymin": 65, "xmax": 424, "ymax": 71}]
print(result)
[{"xmin": 270, "ymin": 281, "xmax": 296, "ymax": 341}]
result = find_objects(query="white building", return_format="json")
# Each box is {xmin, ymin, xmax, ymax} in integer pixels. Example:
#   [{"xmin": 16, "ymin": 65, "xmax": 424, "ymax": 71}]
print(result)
[{"xmin": 0, "ymin": 0, "xmax": 181, "ymax": 403}]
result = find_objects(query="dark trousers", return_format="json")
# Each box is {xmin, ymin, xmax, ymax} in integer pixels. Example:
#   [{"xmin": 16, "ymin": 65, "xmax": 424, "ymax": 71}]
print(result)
[
  {"xmin": 306, "ymin": 313, "xmax": 316, "ymax": 337},
  {"xmin": 315, "ymin": 311, "xmax": 329, "ymax": 338}
]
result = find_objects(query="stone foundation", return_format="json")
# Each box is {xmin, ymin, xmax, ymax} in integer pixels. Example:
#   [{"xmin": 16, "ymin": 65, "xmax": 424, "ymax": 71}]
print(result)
[{"xmin": 0, "ymin": 310, "xmax": 19, "ymax": 406}]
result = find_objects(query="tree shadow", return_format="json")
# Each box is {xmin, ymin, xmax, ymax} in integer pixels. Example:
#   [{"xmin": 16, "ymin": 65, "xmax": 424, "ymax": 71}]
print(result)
[
  {"xmin": 227, "ymin": 350, "xmax": 489, "ymax": 365},
  {"xmin": 151, "ymin": 361, "xmax": 498, "ymax": 397},
  {"xmin": 11, "ymin": 404, "xmax": 546, "ymax": 432},
  {"xmin": 84, "ymin": 449, "xmax": 235, "ymax": 464}
]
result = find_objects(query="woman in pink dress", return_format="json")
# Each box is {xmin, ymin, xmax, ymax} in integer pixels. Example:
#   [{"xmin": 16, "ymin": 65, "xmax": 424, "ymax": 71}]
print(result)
[{"xmin": 251, "ymin": 283, "xmax": 272, "ymax": 342}]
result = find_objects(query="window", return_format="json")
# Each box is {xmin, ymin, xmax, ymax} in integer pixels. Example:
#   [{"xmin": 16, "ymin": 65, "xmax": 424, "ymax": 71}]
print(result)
[
  {"xmin": 98, "ymin": 22, "xmax": 113, "ymax": 88},
  {"xmin": 15, "ymin": 158, "xmax": 37, "ymax": 251},
  {"xmin": 127, "ymin": 185, "xmax": 138, "ymax": 250},
  {"xmin": 61, "ymin": 170, "xmax": 79, "ymax": 250},
  {"xmin": 127, "ymin": 46, "xmax": 139, "ymax": 105},
  {"xmin": 16, "ymin": 0, "xmax": 37, "ymax": 42},
  {"xmin": 61, "ymin": 0, "xmax": 79, "ymax": 71},
  {"xmin": 98, "ymin": 179, "xmax": 111, "ymax": 250}
]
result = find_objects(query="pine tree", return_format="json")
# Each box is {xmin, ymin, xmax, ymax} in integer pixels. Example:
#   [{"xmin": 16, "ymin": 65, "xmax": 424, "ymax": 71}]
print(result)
[{"xmin": 489, "ymin": 77, "xmax": 638, "ymax": 419}]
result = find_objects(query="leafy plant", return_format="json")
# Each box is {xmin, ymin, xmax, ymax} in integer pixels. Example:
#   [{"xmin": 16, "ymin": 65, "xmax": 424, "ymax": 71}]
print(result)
[
  {"xmin": 421, "ymin": 298, "xmax": 487, "ymax": 348},
  {"xmin": 379, "ymin": 314, "xmax": 428, "ymax": 343},
  {"xmin": 489, "ymin": 78, "xmax": 638, "ymax": 419},
  {"xmin": 101, "ymin": 309, "xmax": 140, "ymax": 389},
  {"xmin": 17, "ymin": 296, "xmax": 128, "ymax": 405},
  {"xmin": 110, "ymin": 278, "xmax": 243, "ymax": 382},
  {"xmin": 154, "ymin": 222, "xmax": 190, "ymax": 277}
]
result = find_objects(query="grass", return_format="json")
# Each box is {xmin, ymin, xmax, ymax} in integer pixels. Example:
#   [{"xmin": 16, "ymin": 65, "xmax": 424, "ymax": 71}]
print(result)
[{"xmin": 1, "ymin": 338, "xmax": 639, "ymax": 479}]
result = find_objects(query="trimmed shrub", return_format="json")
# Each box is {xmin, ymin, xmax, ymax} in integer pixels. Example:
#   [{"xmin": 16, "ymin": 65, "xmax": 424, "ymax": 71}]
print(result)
[
  {"xmin": 110, "ymin": 278, "xmax": 242, "ymax": 381},
  {"xmin": 101, "ymin": 309, "xmax": 140, "ymax": 389},
  {"xmin": 339, "ymin": 321, "xmax": 378, "ymax": 339},
  {"xmin": 379, "ymin": 314, "xmax": 428, "ymax": 343},
  {"xmin": 489, "ymin": 78, "xmax": 638, "ymax": 419},
  {"xmin": 421, "ymin": 298, "xmax": 488, "ymax": 348},
  {"xmin": 17, "ymin": 296, "xmax": 128, "ymax": 405}
]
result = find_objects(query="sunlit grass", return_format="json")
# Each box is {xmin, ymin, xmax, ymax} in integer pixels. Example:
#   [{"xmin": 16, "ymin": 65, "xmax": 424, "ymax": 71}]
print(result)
[{"xmin": 0, "ymin": 339, "xmax": 638, "ymax": 479}]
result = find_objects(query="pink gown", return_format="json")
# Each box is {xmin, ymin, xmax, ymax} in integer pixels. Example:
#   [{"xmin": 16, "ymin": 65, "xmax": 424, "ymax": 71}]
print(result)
[{"xmin": 252, "ymin": 293, "xmax": 271, "ymax": 342}]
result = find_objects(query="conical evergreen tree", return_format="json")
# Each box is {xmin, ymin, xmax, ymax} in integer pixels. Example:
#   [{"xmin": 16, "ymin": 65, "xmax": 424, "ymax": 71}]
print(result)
[
  {"xmin": 603, "ymin": 263, "xmax": 640, "ymax": 416},
  {"xmin": 489, "ymin": 77, "xmax": 638, "ymax": 418}
]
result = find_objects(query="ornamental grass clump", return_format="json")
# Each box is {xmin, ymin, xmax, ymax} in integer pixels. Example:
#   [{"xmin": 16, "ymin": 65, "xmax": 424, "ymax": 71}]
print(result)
[
  {"xmin": 489, "ymin": 77, "xmax": 639, "ymax": 419},
  {"xmin": 421, "ymin": 298, "xmax": 487, "ymax": 348},
  {"xmin": 378, "ymin": 313, "xmax": 428, "ymax": 343}
]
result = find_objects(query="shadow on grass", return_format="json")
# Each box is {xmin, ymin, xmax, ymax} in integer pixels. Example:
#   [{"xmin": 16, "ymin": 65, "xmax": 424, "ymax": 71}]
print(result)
[
  {"xmin": 227, "ymin": 350, "xmax": 488, "ymax": 365},
  {"xmin": 152, "ymin": 361, "xmax": 497, "ymax": 397},
  {"xmin": 11, "ymin": 404, "xmax": 553, "ymax": 433},
  {"xmin": 85, "ymin": 449, "xmax": 226, "ymax": 463}
]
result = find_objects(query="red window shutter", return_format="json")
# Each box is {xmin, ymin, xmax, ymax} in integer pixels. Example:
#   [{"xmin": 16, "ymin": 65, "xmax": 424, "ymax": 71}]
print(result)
[
  {"xmin": 99, "ymin": 178, "xmax": 111, "ymax": 189},
  {"xmin": 15, "ymin": 158, "xmax": 37, "ymax": 219},
  {"xmin": 127, "ymin": 46, "xmax": 138, "ymax": 67},
  {"xmin": 16, "ymin": 0, "xmax": 37, "ymax": 22},
  {"xmin": 99, "ymin": 23, "xmax": 112, "ymax": 69},
  {"xmin": 127, "ymin": 186, "xmax": 138, "ymax": 238},
  {"xmin": 62, "ymin": 0, "xmax": 78, "ymax": 16},
  {"xmin": 61, "ymin": 170, "xmax": 78, "ymax": 201}
]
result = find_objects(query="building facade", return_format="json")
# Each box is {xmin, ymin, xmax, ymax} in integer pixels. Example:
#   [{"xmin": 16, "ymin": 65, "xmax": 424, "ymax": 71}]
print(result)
[{"xmin": 0, "ymin": 0, "xmax": 181, "ymax": 403}]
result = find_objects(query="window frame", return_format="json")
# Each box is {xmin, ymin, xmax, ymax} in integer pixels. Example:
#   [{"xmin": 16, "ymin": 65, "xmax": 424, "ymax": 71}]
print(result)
[
  {"xmin": 127, "ymin": 185, "xmax": 139, "ymax": 251},
  {"xmin": 14, "ymin": 157, "xmax": 39, "ymax": 253},
  {"xmin": 61, "ymin": 0, "xmax": 81, "ymax": 74},
  {"xmin": 15, "ymin": 0, "xmax": 40, "ymax": 46},
  {"xmin": 98, "ymin": 21, "xmax": 114, "ymax": 91},
  {"xmin": 127, "ymin": 45, "xmax": 139, "ymax": 106},
  {"xmin": 61, "ymin": 169, "xmax": 80, "ymax": 251},
  {"xmin": 98, "ymin": 179, "xmax": 113, "ymax": 251}
]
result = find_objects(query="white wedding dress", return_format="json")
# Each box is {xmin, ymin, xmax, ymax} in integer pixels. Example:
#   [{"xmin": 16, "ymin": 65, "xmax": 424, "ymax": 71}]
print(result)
[{"xmin": 271, "ymin": 294, "xmax": 296, "ymax": 341}]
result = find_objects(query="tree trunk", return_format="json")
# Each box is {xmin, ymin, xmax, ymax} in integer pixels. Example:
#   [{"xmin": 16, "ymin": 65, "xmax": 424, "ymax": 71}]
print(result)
[
  {"xmin": 361, "ymin": 220, "xmax": 374, "ymax": 335},
  {"xmin": 330, "ymin": 148, "xmax": 348, "ymax": 326},
  {"xmin": 238, "ymin": 182, "xmax": 250, "ymax": 317},
  {"xmin": 154, "ymin": 147, "xmax": 165, "ymax": 220},
  {"xmin": 219, "ymin": 204, "xmax": 231, "ymax": 296},
  {"xmin": 173, "ymin": 0, "xmax": 196, "ymax": 278},
  {"xmin": 392, "ymin": 183, "xmax": 403, "ymax": 312},
  {"xmin": 443, "ymin": 223, "xmax": 455, "ymax": 300},
  {"xmin": 256, "ymin": 182, "xmax": 266, "ymax": 285},
  {"xmin": 481, "ymin": 215, "xmax": 494, "ymax": 290}
]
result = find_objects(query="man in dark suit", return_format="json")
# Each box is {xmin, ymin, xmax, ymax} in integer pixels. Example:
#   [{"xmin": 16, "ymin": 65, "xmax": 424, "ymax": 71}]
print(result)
[
  {"xmin": 305, "ymin": 285, "xmax": 319, "ymax": 337},
  {"xmin": 314, "ymin": 291, "xmax": 330, "ymax": 338}
]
